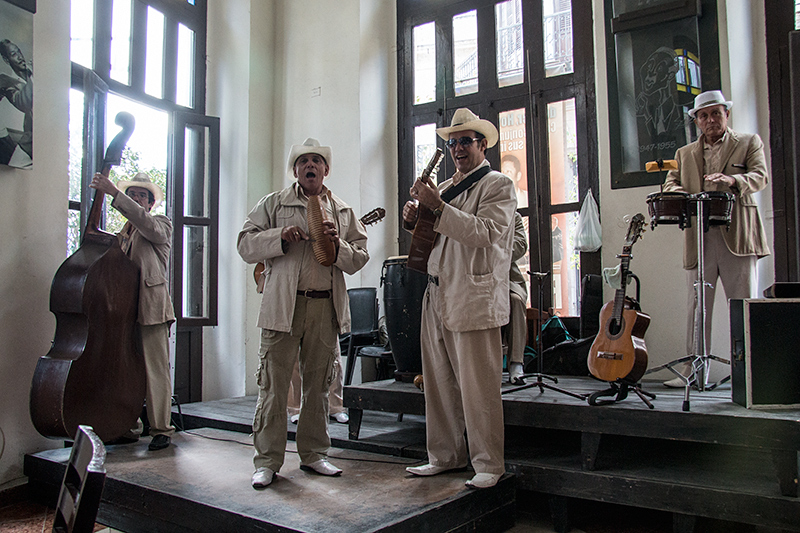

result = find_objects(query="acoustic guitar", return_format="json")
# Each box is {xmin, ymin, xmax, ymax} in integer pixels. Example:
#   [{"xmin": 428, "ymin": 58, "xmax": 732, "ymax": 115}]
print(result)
[
  {"xmin": 254, "ymin": 207, "xmax": 386, "ymax": 292},
  {"xmin": 587, "ymin": 213, "xmax": 650, "ymax": 383},
  {"xmin": 406, "ymin": 149, "xmax": 445, "ymax": 273}
]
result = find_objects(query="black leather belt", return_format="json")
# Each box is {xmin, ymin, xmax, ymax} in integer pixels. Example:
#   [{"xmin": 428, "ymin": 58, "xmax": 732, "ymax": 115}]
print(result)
[
  {"xmin": 427, "ymin": 275, "xmax": 439, "ymax": 286},
  {"xmin": 297, "ymin": 290, "xmax": 332, "ymax": 299}
]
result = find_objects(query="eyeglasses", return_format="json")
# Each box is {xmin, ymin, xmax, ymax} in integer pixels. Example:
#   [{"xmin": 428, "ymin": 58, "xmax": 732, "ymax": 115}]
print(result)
[{"xmin": 445, "ymin": 137, "xmax": 481, "ymax": 149}]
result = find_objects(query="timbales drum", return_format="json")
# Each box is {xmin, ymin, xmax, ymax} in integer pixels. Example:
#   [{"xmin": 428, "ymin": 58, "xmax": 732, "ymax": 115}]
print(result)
[
  {"xmin": 646, "ymin": 191, "xmax": 691, "ymax": 229},
  {"xmin": 382, "ymin": 256, "xmax": 427, "ymax": 381},
  {"xmin": 693, "ymin": 191, "xmax": 734, "ymax": 229}
]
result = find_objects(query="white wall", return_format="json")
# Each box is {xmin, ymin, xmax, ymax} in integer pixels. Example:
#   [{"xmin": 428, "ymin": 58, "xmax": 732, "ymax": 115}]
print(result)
[
  {"xmin": 0, "ymin": 1, "xmax": 70, "ymax": 487},
  {"xmin": 593, "ymin": 1, "xmax": 773, "ymax": 381}
]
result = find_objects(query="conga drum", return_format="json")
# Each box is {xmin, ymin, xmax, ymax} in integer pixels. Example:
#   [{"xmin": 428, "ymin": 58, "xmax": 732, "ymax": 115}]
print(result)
[
  {"xmin": 382, "ymin": 256, "xmax": 427, "ymax": 381},
  {"xmin": 646, "ymin": 191, "xmax": 691, "ymax": 229},
  {"xmin": 694, "ymin": 191, "xmax": 734, "ymax": 229}
]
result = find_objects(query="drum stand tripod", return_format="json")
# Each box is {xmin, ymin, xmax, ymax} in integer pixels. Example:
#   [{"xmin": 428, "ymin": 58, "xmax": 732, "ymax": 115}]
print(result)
[
  {"xmin": 504, "ymin": 271, "xmax": 587, "ymax": 400},
  {"xmin": 645, "ymin": 197, "xmax": 730, "ymax": 411}
]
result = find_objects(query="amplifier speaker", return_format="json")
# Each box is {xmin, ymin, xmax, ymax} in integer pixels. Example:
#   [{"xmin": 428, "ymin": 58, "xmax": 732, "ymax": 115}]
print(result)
[{"xmin": 729, "ymin": 299, "xmax": 800, "ymax": 408}]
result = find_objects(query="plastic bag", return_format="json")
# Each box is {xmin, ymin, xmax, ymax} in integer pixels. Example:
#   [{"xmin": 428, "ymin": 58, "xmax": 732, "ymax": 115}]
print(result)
[{"xmin": 574, "ymin": 189, "xmax": 602, "ymax": 252}]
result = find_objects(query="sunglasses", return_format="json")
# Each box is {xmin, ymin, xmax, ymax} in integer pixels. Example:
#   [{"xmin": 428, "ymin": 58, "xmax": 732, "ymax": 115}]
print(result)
[{"xmin": 445, "ymin": 137, "xmax": 481, "ymax": 148}]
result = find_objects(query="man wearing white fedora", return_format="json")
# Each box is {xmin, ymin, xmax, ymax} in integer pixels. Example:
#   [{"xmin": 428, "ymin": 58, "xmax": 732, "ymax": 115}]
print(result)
[
  {"xmin": 238, "ymin": 138, "xmax": 369, "ymax": 488},
  {"xmin": 402, "ymin": 108, "xmax": 516, "ymax": 489},
  {"xmin": 663, "ymin": 90, "xmax": 770, "ymax": 387},
  {"xmin": 90, "ymin": 171, "xmax": 176, "ymax": 451}
]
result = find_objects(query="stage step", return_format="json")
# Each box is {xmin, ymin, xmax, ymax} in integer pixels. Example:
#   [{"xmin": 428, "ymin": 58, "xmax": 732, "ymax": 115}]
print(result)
[{"xmin": 25, "ymin": 428, "xmax": 515, "ymax": 533}]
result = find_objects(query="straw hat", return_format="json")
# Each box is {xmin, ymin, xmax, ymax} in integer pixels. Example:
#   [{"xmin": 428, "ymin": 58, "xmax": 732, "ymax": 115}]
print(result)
[
  {"xmin": 286, "ymin": 138, "xmax": 332, "ymax": 176},
  {"xmin": 436, "ymin": 108, "xmax": 499, "ymax": 148},
  {"xmin": 688, "ymin": 90, "xmax": 732, "ymax": 119},
  {"xmin": 117, "ymin": 172, "xmax": 163, "ymax": 207}
]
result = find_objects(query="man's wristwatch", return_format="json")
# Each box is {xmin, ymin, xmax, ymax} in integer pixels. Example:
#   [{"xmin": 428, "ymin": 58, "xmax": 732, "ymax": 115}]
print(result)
[{"xmin": 432, "ymin": 201, "xmax": 445, "ymax": 217}]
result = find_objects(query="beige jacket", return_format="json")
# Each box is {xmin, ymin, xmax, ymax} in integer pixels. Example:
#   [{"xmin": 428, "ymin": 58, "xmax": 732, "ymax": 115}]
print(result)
[
  {"xmin": 426, "ymin": 161, "xmax": 517, "ymax": 332},
  {"xmin": 112, "ymin": 193, "xmax": 175, "ymax": 326},
  {"xmin": 509, "ymin": 211, "xmax": 528, "ymax": 301},
  {"xmin": 237, "ymin": 183, "xmax": 369, "ymax": 334},
  {"xmin": 663, "ymin": 128, "xmax": 770, "ymax": 269}
]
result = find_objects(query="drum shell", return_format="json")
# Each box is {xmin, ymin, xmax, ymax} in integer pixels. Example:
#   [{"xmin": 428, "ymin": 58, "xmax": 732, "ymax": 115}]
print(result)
[
  {"xmin": 382, "ymin": 256, "xmax": 427, "ymax": 375},
  {"xmin": 694, "ymin": 191, "xmax": 734, "ymax": 225},
  {"xmin": 646, "ymin": 192, "xmax": 691, "ymax": 228}
]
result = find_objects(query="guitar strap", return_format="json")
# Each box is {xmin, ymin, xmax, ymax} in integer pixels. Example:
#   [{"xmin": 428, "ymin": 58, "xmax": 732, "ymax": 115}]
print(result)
[{"xmin": 441, "ymin": 165, "xmax": 492, "ymax": 204}]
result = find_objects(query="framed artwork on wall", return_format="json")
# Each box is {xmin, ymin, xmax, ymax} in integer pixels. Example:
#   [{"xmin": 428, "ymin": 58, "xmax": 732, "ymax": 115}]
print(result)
[{"xmin": 0, "ymin": 0, "xmax": 33, "ymax": 169}]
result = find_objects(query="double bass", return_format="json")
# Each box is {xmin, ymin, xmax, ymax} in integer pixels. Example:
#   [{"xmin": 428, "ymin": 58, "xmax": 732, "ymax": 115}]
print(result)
[{"xmin": 30, "ymin": 112, "xmax": 146, "ymax": 442}]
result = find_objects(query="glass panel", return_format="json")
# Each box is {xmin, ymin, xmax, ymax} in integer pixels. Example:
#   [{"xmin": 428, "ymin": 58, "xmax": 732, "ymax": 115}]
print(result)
[
  {"xmin": 68, "ymin": 89, "xmax": 84, "ymax": 204},
  {"xmin": 183, "ymin": 224, "xmax": 210, "ymax": 318},
  {"xmin": 543, "ymin": 0, "xmax": 573, "ymax": 77},
  {"xmin": 547, "ymin": 99, "xmax": 578, "ymax": 205},
  {"xmin": 67, "ymin": 209, "xmax": 81, "ymax": 256},
  {"xmin": 184, "ymin": 124, "xmax": 210, "ymax": 218},
  {"xmin": 413, "ymin": 22, "xmax": 436, "ymax": 105},
  {"xmin": 145, "ymin": 6, "xmax": 165, "ymax": 98},
  {"xmin": 551, "ymin": 211, "xmax": 580, "ymax": 316},
  {"xmin": 110, "ymin": 0, "xmax": 132, "ymax": 84},
  {"xmin": 615, "ymin": 17, "xmax": 698, "ymax": 174},
  {"xmin": 105, "ymin": 93, "xmax": 169, "ymax": 234},
  {"xmin": 176, "ymin": 24, "xmax": 195, "ymax": 107},
  {"xmin": 499, "ymin": 109, "xmax": 528, "ymax": 209},
  {"xmin": 453, "ymin": 10, "xmax": 478, "ymax": 96},
  {"xmin": 414, "ymin": 123, "xmax": 438, "ymax": 182},
  {"xmin": 70, "ymin": 0, "xmax": 94, "ymax": 69},
  {"xmin": 796, "ymin": 0, "xmax": 800, "ymax": 30},
  {"xmin": 495, "ymin": 0, "xmax": 524, "ymax": 88}
]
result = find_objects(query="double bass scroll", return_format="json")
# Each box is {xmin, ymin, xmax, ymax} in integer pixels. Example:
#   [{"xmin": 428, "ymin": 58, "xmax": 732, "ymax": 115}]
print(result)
[{"xmin": 30, "ymin": 112, "xmax": 146, "ymax": 443}]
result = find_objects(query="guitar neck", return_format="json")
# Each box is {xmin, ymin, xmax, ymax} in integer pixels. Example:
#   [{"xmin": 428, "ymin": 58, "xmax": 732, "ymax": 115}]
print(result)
[{"xmin": 610, "ymin": 248, "xmax": 632, "ymax": 319}]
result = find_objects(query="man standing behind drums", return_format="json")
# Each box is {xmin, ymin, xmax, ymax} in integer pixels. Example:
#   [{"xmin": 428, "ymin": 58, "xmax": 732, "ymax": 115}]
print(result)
[
  {"xmin": 238, "ymin": 138, "xmax": 369, "ymax": 488},
  {"xmin": 662, "ymin": 90, "xmax": 770, "ymax": 387},
  {"xmin": 402, "ymin": 108, "xmax": 516, "ymax": 489},
  {"xmin": 506, "ymin": 211, "xmax": 528, "ymax": 384}
]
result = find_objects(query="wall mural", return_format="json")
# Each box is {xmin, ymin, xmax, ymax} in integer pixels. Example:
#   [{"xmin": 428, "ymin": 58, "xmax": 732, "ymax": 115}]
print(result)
[{"xmin": 0, "ymin": 0, "xmax": 34, "ymax": 169}]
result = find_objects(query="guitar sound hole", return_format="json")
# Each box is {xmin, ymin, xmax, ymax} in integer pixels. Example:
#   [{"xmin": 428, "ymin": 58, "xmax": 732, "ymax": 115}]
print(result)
[{"xmin": 606, "ymin": 317, "xmax": 626, "ymax": 340}]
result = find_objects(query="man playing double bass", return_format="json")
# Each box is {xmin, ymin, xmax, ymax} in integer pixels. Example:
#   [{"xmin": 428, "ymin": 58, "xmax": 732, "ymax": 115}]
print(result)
[
  {"xmin": 90, "ymin": 172, "xmax": 176, "ymax": 451},
  {"xmin": 402, "ymin": 108, "xmax": 516, "ymax": 489}
]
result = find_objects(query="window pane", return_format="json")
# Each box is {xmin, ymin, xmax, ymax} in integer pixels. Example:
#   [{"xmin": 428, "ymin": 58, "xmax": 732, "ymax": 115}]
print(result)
[
  {"xmin": 184, "ymin": 124, "xmax": 210, "ymax": 217},
  {"xmin": 499, "ymin": 108, "xmax": 528, "ymax": 209},
  {"xmin": 70, "ymin": 0, "xmax": 94, "ymax": 69},
  {"xmin": 413, "ymin": 22, "xmax": 436, "ymax": 105},
  {"xmin": 68, "ymin": 89, "xmax": 84, "ymax": 204},
  {"xmin": 176, "ymin": 24, "xmax": 195, "ymax": 107},
  {"xmin": 145, "ymin": 6, "xmax": 165, "ymax": 98},
  {"xmin": 453, "ymin": 10, "xmax": 478, "ymax": 96},
  {"xmin": 543, "ymin": 0, "xmax": 573, "ymax": 77},
  {"xmin": 110, "ymin": 0, "xmax": 132, "ymax": 84},
  {"xmin": 495, "ymin": 0, "xmax": 524, "ymax": 88},
  {"xmin": 183, "ymin": 225, "xmax": 210, "ymax": 318},
  {"xmin": 547, "ymin": 99, "xmax": 578, "ymax": 205},
  {"xmin": 796, "ymin": 0, "xmax": 799, "ymax": 30},
  {"xmin": 414, "ymin": 123, "xmax": 438, "ymax": 182},
  {"xmin": 552, "ymin": 212, "xmax": 580, "ymax": 316},
  {"xmin": 67, "ymin": 209, "xmax": 81, "ymax": 256}
]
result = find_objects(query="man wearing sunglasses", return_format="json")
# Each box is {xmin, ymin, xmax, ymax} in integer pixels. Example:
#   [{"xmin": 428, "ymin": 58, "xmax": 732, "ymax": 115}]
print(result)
[{"xmin": 402, "ymin": 108, "xmax": 517, "ymax": 489}]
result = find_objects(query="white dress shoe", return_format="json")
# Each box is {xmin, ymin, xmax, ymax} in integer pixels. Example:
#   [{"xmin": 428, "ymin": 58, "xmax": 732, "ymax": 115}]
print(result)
[
  {"xmin": 508, "ymin": 362, "xmax": 525, "ymax": 385},
  {"xmin": 300, "ymin": 458, "xmax": 342, "ymax": 476},
  {"xmin": 331, "ymin": 411, "xmax": 349, "ymax": 424},
  {"xmin": 290, "ymin": 413, "xmax": 299, "ymax": 424},
  {"xmin": 251, "ymin": 467, "xmax": 276, "ymax": 488},
  {"xmin": 406, "ymin": 463, "xmax": 460, "ymax": 476},
  {"xmin": 663, "ymin": 376, "xmax": 693, "ymax": 388},
  {"xmin": 465, "ymin": 473, "xmax": 501, "ymax": 489}
]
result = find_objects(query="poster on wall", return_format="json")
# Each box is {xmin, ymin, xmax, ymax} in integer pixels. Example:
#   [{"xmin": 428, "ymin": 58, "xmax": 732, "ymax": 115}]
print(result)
[{"xmin": 0, "ymin": 0, "xmax": 34, "ymax": 169}]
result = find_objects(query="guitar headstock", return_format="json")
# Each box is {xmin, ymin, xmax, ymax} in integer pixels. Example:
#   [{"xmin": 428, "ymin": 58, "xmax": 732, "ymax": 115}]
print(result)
[
  {"xmin": 422, "ymin": 148, "xmax": 444, "ymax": 180},
  {"xmin": 361, "ymin": 207, "xmax": 386, "ymax": 226},
  {"xmin": 625, "ymin": 213, "xmax": 646, "ymax": 246}
]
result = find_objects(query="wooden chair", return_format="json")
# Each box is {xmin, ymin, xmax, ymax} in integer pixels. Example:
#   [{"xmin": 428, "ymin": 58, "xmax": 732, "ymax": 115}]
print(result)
[
  {"xmin": 343, "ymin": 288, "xmax": 393, "ymax": 386},
  {"xmin": 52, "ymin": 425, "xmax": 106, "ymax": 533}
]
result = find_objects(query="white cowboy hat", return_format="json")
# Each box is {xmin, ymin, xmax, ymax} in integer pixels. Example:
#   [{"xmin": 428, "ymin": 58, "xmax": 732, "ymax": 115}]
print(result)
[
  {"xmin": 688, "ymin": 90, "xmax": 732, "ymax": 119},
  {"xmin": 436, "ymin": 108, "xmax": 499, "ymax": 148},
  {"xmin": 117, "ymin": 172, "xmax": 164, "ymax": 208},
  {"xmin": 286, "ymin": 138, "xmax": 332, "ymax": 176}
]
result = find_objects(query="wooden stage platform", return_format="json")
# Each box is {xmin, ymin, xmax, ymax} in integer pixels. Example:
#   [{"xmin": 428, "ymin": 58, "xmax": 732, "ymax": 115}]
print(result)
[{"xmin": 24, "ymin": 376, "xmax": 800, "ymax": 532}]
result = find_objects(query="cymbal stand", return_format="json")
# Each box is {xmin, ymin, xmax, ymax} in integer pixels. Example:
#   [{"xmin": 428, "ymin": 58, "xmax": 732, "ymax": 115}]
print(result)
[
  {"xmin": 510, "ymin": 271, "xmax": 587, "ymax": 400},
  {"xmin": 644, "ymin": 197, "xmax": 730, "ymax": 411}
]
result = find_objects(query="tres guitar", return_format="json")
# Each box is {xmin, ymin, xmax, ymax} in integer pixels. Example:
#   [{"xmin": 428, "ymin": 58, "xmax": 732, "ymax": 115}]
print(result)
[
  {"xmin": 406, "ymin": 149, "xmax": 445, "ymax": 273},
  {"xmin": 254, "ymin": 207, "xmax": 386, "ymax": 292},
  {"xmin": 587, "ymin": 214, "xmax": 650, "ymax": 383}
]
